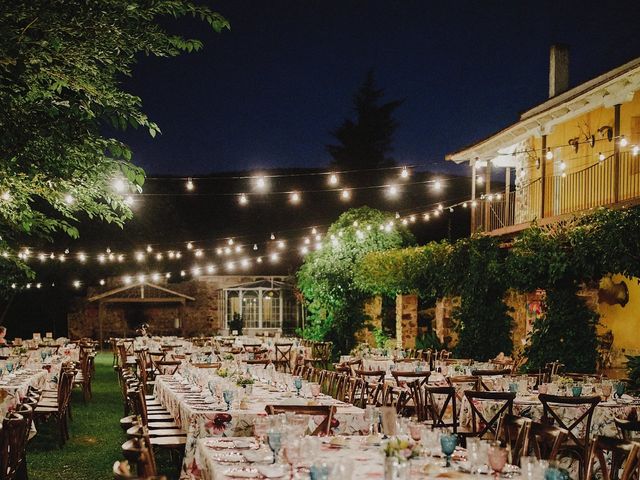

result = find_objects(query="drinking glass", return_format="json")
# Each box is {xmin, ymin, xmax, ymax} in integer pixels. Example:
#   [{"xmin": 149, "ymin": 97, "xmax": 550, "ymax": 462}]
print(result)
[
  {"xmin": 283, "ymin": 438, "xmax": 302, "ymax": 476},
  {"xmin": 6, "ymin": 362, "xmax": 13, "ymax": 374},
  {"xmin": 293, "ymin": 376, "xmax": 302, "ymax": 396},
  {"xmin": 466, "ymin": 437, "xmax": 482, "ymax": 475},
  {"xmin": 222, "ymin": 389, "xmax": 234, "ymax": 411},
  {"xmin": 602, "ymin": 383, "xmax": 613, "ymax": 401},
  {"xmin": 488, "ymin": 443, "xmax": 507, "ymax": 478},
  {"xmin": 310, "ymin": 383, "xmax": 321, "ymax": 399},
  {"xmin": 309, "ymin": 461, "xmax": 330, "ymax": 480},
  {"xmin": 440, "ymin": 433, "xmax": 457, "ymax": 468},
  {"xmin": 40, "ymin": 350, "xmax": 46, "ymax": 362},
  {"xmin": 267, "ymin": 429, "xmax": 282, "ymax": 464},
  {"xmin": 253, "ymin": 416, "xmax": 270, "ymax": 446},
  {"xmin": 571, "ymin": 385, "xmax": 583, "ymax": 397},
  {"xmin": 408, "ymin": 420, "xmax": 422, "ymax": 442}
]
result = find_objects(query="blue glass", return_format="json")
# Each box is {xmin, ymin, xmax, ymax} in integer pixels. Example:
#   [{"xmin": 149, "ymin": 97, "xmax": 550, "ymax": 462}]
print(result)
[
  {"xmin": 6, "ymin": 362, "xmax": 13, "ymax": 374},
  {"xmin": 309, "ymin": 463, "xmax": 330, "ymax": 480},
  {"xmin": 293, "ymin": 377, "xmax": 302, "ymax": 396},
  {"xmin": 40, "ymin": 350, "xmax": 47, "ymax": 362},
  {"xmin": 440, "ymin": 433, "xmax": 458, "ymax": 468},
  {"xmin": 571, "ymin": 385, "xmax": 583, "ymax": 397},
  {"xmin": 222, "ymin": 389, "xmax": 234, "ymax": 411},
  {"xmin": 508, "ymin": 383, "xmax": 518, "ymax": 393},
  {"xmin": 208, "ymin": 380, "xmax": 216, "ymax": 396},
  {"xmin": 545, "ymin": 467, "xmax": 570, "ymax": 480},
  {"xmin": 267, "ymin": 430, "xmax": 282, "ymax": 464}
]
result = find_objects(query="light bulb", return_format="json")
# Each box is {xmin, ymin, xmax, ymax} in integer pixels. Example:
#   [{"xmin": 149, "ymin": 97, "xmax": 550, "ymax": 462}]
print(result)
[
  {"xmin": 477, "ymin": 176, "xmax": 484, "ymax": 185},
  {"xmin": 340, "ymin": 189, "xmax": 351, "ymax": 200},
  {"xmin": 463, "ymin": 202, "xmax": 468, "ymax": 208},
  {"xmin": 151, "ymin": 273, "xmax": 160, "ymax": 282},
  {"xmin": 228, "ymin": 238, "xmax": 234, "ymax": 245},
  {"xmin": 401, "ymin": 219, "xmax": 408, "ymax": 226},
  {"xmin": 560, "ymin": 161, "xmax": 566, "ymax": 171},
  {"xmin": 253, "ymin": 244, "xmax": 258, "ymax": 250},
  {"xmin": 546, "ymin": 148, "xmax": 553, "ymax": 160},
  {"xmin": 113, "ymin": 178, "xmax": 126, "ymax": 192},
  {"xmin": 206, "ymin": 264, "xmax": 215, "ymax": 274},
  {"xmin": 255, "ymin": 176, "xmax": 266, "ymax": 189},
  {"xmin": 186, "ymin": 178, "xmax": 194, "ymax": 191},
  {"xmin": 300, "ymin": 246, "xmax": 309, "ymax": 255},
  {"xmin": 598, "ymin": 152, "xmax": 605, "ymax": 162},
  {"xmin": 409, "ymin": 215, "xmax": 416, "ymax": 223},
  {"xmin": 438, "ymin": 204, "xmax": 444, "ymax": 211},
  {"xmin": 328, "ymin": 173, "xmax": 338, "ymax": 186},
  {"xmin": 270, "ymin": 253, "xmax": 279, "ymax": 262},
  {"xmin": 620, "ymin": 136, "xmax": 628, "ymax": 147},
  {"xmin": 0, "ymin": 191, "xmax": 11, "ymax": 202},
  {"xmin": 146, "ymin": 245, "xmax": 153, "ymax": 253},
  {"xmin": 73, "ymin": 280, "xmax": 81, "ymax": 289},
  {"xmin": 472, "ymin": 200, "xmax": 478, "ymax": 208},
  {"xmin": 633, "ymin": 145, "xmax": 639, "ymax": 156},
  {"xmin": 156, "ymin": 253, "xmax": 163, "ymax": 260},
  {"xmin": 270, "ymin": 233, "xmax": 275, "ymax": 240},
  {"xmin": 433, "ymin": 179, "xmax": 442, "ymax": 190},
  {"xmin": 400, "ymin": 167, "xmax": 409, "ymax": 179},
  {"xmin": 195, "ymin": 249, "xmax": 203, "ymax": 257},
  {"xmin": 99, "ymin": 279, "xmax": 105, "ymax": 286},
  {"xmin": 311, "ymin": 227, "xmax": 317, "ymax": 235},
  {"xmin": 64, "ymin": 194, "xmax": 74, "ymax": 205},
  {"xmin": 239, "ymin": 193, "xmax": 248, "ymax": 205},
  {"xmin": 290, "ymin": 191, "xmax": 301, "ymax": 204},
  {"xmin": 387, "ymin": 184, "xmax": 398, "ymax": 196},
  {"xmin": 256, "ymin": 256, "xmax": 263, "ymax": 263},
  {"xmin": 187, "ymin": 242, "xmax": 193, "ymax": 250}
]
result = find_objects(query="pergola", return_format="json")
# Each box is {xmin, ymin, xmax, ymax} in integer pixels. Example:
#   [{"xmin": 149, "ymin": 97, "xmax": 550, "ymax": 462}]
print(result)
[{"xmin": 89, "ymin": 282, "xmax": 195, "ymax": 347}]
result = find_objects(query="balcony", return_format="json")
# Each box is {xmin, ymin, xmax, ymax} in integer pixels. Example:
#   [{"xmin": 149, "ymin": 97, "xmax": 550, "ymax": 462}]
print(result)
[{"xmin": 473, "ymin": 150, "xmax": 640, "ymax": 236}]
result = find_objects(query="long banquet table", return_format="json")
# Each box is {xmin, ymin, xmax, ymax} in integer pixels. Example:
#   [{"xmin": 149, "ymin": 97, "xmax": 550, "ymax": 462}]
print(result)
[{"xmin": 154, "ymin": 372, "xmax": 368, "ymax": 478}]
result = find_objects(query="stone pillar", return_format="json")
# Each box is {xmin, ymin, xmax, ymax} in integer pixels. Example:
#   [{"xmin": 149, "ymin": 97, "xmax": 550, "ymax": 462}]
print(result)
[
  {"xmin": 355, "ymin": 296, "xmax": 382, "ymax": 347},
  {"xmin": 396, "ymin": 294, "xmax": 418, "ymax": 349}
]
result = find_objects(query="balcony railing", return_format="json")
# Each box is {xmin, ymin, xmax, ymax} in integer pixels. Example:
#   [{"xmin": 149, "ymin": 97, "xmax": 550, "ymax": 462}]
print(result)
[{"xmin": 473, "ymin": 150, "xmax": 640, "ymax": 235}]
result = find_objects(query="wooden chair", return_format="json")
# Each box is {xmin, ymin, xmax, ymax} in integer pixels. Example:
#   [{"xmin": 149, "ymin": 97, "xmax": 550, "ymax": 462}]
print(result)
[
  {"xmin": 391, "ymin": 371, "xmax": 430, "ymax": 388},
  {"xmin": 121, "ymin": 434, "xmax": 157, "ymax": 478},
  {"xmin": 34, "ymin": 369, "xmax": 75, "ymax": 447},
  {"xmin": 354, "ymin": 369, "xmax": 386, "ymax": 384},
  {"xmin": 585, "ymin": 436, "xmax": 640, "ymax": 480},
  {"xmin": 155, "ymin": 361, "xmax": 181, "ymax": 375},
  {"xmin": 497, "ymin": 414, "xmax": 531, "ymax": 466},
  {"xmin": 127, "ymin": 423, "xmax": 187, "ymax": 450},
  {"xmin": 344, "ymin": 377, "xmax": 368, "ymax": 408},
  {"xmin": 527, "ymin": 420, "xmax": 568, "ymax": 461},
  {"xmin": 448, "ymin": 375, "xmax": 480, "ymax": 392},
  {"xmin": 615, "ymin": 417, "xmax": 640, "ymax": 441},
  {"xmin": 424, "ymin": 385, "xmax": 458, "ymax": 433},
  {"xmin": 0, "ymin": 412, "xmax": 29, "ymax": 480},
  {"xmin": 462, "ymin": 391, "xmax": 516, "ymax": 440},
  {"xmin": 380, "ymin": 385, "xmax": 411, "ymax": 416},
  {"xmin": 113, "ymin": 460, "xmax": 167, "ymax": 479},
  {"xmin": 471, "ymin": 369, "xmax": 512, "ymax": 391},
  {"xmin": 245, "ymin": 359, "xmax": 271, "ymax": 368},
  {"xmin": 539, "ymin": 394, "xmax": 600, "ymax": 477},
  {"xmin": 73, "ymin": 353, "xmax": 95, "ymax": 402},
  {"xmin": 273, "ymin": 343, "xmax": 293, "ymax": 372},
  {"xmin": 265, "ymin": 405, "xmax": 336, "ymax": 435}
]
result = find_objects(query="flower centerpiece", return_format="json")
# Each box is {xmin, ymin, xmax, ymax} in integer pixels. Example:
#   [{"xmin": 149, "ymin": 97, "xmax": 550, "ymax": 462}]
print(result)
[
  {"xmin": 383, "ymin": 437, "xmax": 420, "ymax": 461},
  {"xmin": 236, "ymin": 375, "xmax": 254, "ymax": 387},
  {"xmin": 217, "ymin": 367, "xmax": 229, "ymax": 378}
]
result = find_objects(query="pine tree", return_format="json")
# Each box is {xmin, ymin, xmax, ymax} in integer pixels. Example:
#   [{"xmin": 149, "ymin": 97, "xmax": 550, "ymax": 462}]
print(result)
[{"xmin": 326, "ymin": 70, "xmax": 403, "ymax": 171}]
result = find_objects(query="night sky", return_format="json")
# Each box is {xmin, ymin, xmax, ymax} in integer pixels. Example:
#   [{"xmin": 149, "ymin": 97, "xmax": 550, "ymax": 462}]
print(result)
[{"xmin": 119, "ymin": 0, "xmax": 640, "ymax": 177}]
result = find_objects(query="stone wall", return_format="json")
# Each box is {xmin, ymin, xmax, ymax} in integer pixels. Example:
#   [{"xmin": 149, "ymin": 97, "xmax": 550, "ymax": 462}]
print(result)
[
  {"xmin": 355, "ymin": 296, "xmax": 383, "ymax": 347},
  {"xmin": 396, "ymin": 294, "xmax": 418, "ymax": 349},
  {"xmin": 67, "ymin": 275, "xmax": 291, "ymax": 340}
]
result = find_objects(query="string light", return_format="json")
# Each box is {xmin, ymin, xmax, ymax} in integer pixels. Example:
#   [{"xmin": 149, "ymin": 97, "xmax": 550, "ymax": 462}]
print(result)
[
  {"xmin": 633, "ymin": 145, "xmax": 639, "ymax": 156},
  {"xmin": 341, "ymin": 189, "xmax": 351, "ymax": 200},
  {"xmin": 620, "ymin": 136, "xmax": 628, "ymax": 147},
  {"xmin": 72, "ymin": 280, "xmax": 81, "ymax": 288},
  {"xmin": 423, "ymin": 213, "xmax": 430, "ymax": 221},
  {"xmin": 239, "ymin": 193, "xmax": 248, "ymax": 205},
  {"xmin": 328, "ymin": 173, "xmax": 338, "ymax": 186},
  {"xmin": 206, "ymin": 264, "xmax": 215, "ymax": 274},
  {"xmin": 598, "ymin": 152, "xmax": 605, "ymax": 162},
  {"xmin": 186, "ymin": 178, "xmax": 194, "ymax": 191},
  {"xmin": 545, "ymin": 148, "xmax": 553, "ymax": 160},
  {"xmin": 0, "ymin": 191, "xmax": 11, "ymax": 202},
  {"xmin": 253, "ymin": 244, "xmax": 258, "ymax": 250},
  {"xmin": 270, "ymin": 253, "xmax": 279, "ymax": 262},
  {"xmin": 400, "ymin": 166, "xmax": 409, "ymax": 179},
  {"xmin": 186, "ymin": 242, "xmax": 193, "ymax": 250},
  {"xmin": 433, "ymin": 179, "xmax": 442, "ymax": 191},
  {"xmin": 255, "ymin": 176, "xmax": 266, "ymax": 190},
  {"xmin": 156, "ymin": 252, "xmax": 163, "ymax": 261},
  {"xmin": 227, "ymin": 238, "xmax": 234, "ymax": 245},
  {"xmin": 289, "ymin": 191, "xmax": 301, "ymax": 204},
  {"xmin": 387, "ymin": 184, "xmax": 399, "ymax": 197},
  {"xmin": 146, "ymin": 245, "xmax": 153, "ymax": 253},
  {"xmin": 135, "ymin": 252, "xmax": 145, "ymax": 262},
  {"xmin": 270, "ymin": 233, "xmax": 275, "ymax": 240},
  {"xmin": 195, "ymin": 249, "xmax": 203, "ymax": 258},
  {"xmin": 64, "ymin": 194, "xmax": 74, "ymax": 205},
  {"xmin": 113, "ymin": 178, "xmax": 126, "ymax": 193},
  {"xmin": 559, "ymin": 160, "xmax": 567, "ymax": 171},
  {"xmin": 477, "ymin": 176, "xmax": 484, "ymax": 185},
  {"xmin": 99, "ymin": 279, "xmax": 105, "ymax": 286}
]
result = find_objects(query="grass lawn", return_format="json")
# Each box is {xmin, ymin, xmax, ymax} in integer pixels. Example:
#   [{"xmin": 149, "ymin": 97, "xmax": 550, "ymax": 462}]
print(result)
[{"xmin": 28, "ymin": 352, "xmax": 177, "ymax": 480}]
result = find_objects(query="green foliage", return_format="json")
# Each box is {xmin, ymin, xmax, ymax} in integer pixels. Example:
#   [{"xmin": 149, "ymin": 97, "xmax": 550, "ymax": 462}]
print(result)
[
  {"xmin": 624, "ymin": 355, "xmax": 640, "ymax": 394},
  {"xmin": 326, "ymin": 69, "xmax": 403, "ymax": 170},
  {"xmin": 415, "ymin": 331, "xmax": 444, "ymax": 351},
  {"xmin": 372, "ymin": 326, "xmax": 390, "ymax": 349},
  {"xmin": 297, "ymin": 207, "xmax": 414, "ymax": 354},
  {"xmin": 0, "ymin": 1, "xmax": 228, "ymax": 294},
  {"xmin": 446, "ymin": 236, "xmax": 513, "ymax": 360},
  {"xmin": 524, "ymin": 285, "xmax": 599, "ymax": 373}
]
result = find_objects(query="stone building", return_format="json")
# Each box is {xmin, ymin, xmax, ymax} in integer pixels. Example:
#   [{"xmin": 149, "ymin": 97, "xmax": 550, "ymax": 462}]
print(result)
[{"xmin": 67, "ymin": 275, "xmax": 303, "ymax": 344}]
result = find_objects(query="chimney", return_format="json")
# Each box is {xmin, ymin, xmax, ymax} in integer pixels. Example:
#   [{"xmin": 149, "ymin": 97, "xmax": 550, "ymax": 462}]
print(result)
[{"xmin": 549, "ymin": 44, "xmax": 570, "ymax": 97}]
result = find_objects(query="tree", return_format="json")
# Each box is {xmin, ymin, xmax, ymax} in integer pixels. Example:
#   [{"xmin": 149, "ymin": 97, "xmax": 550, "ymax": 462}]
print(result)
[
  {"xmin": 0, "ymin": 1, "xmax": 229, "ymax": 294},
  {"xmin": 326, "ymin": 70, "xmax": 403, "ymax": 171},
  {"xmin": 297, "ymin": 207, "xmax": 414, "ymax": 355}
]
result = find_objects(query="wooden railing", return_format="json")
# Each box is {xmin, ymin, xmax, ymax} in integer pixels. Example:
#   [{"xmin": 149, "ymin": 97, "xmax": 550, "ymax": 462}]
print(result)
[{"xmin": 473, "ymin": 151, "xmax": 640, "ymax": 234}]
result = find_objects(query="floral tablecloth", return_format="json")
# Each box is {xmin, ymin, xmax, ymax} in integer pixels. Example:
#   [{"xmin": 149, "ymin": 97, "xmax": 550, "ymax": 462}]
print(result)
[{"xmin": 154, "ymin": 376, "xmax": 368, "ymax": 479}]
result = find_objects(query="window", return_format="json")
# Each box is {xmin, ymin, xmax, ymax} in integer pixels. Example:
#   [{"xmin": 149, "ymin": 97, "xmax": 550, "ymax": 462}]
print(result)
[
  {"xmin": 242, "ymin": 290, "xmax": 259, "ymax": 329},
  {"xmin": 262, "ymin": 290, "xmax": 281, "ymax": 328}
]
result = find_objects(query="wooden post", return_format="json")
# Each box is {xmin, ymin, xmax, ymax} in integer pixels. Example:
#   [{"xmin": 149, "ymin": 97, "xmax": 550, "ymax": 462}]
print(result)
[
  {"xmin": 98, "ymin": 301, "xmax": 104, "ymax": 351},
  {"xmin": 540, "ymin": 135, "xmax": 547, "ymax": 219},
  {"xmin": 471, "ymin": 162, "xmax": 477, "ymax": 234},
  {"xmin": 484, "ymin": 160, "xmax": 492, "ymax": 231},
  {"xmin": 614, "ymin": 104, "xmax": 621, "ymax": 204},
  {"xmin": 505, "ymin": 167, "xmax": 511, "ymax": 225}
]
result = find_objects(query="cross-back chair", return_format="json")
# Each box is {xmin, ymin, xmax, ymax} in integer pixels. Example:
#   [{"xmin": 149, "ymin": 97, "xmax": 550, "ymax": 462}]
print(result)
[
  {"xmin": 265, "ymin": 405, "xmax": 336, "ymax": 436},
  {"xmin": 462, "ymin": 390, "xmax": 516, "ymax": 440},
  {"xmin": 585, "ymin": 436, "xmax": 640, "ymax": 480},
  {"xmin": 424, "ymin": 385, "xmax": 458, "ymax": 432}
]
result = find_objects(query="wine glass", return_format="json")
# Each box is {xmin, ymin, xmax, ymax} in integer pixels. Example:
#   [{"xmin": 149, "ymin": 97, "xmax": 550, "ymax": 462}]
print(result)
[
  {"xmin": 409, "ymin": 419, "xmax": 422, "ymax": 442},
  {"xmin": 283, "ymin": 438, "xmax": 302, "ymax": 477},
  {"xmin": 293, "ymin": 376, "xmax": 302, "ymax": 396},
  {"xmin": 6, "ymin": 362, "xmax": 14, "ymax": 375},
  {"xmin": 310, "ymin": 383, "xmax": 321, "ymax": 399},
  {"xmin": 364, "ymin": 405, "xmax": 376, "ymax": 435},
  {"xmin": 253, "ymin": 416, "xmax": 270, "ymax": 447},
  {"xmin": 40, "ymin": 350, "xmax": 46, "ymax": 362},
  {"xmin": 440, "ymin": 433, "xmax": 458, "ymax": 468},
  {"xmin": 488, "ymin": 443, "xmax": 508, "ymax": 478},
  {"xmin": 466, "ymin": 438, "xmax": 483, "ymax": 476},
  {"xmin": 222, "ymin": 389, "xmax": 234, "ymax": 411},
  {"xmin": 602, "ymin": 383, "xmax": 613, "ymax": 401},
  {"xmin": 267, "ymin": 429, "xmax": 282, "ymax": 464}
]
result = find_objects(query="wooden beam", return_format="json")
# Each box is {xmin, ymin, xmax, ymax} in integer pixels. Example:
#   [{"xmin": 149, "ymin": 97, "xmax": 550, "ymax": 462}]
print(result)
[{"xmin": 101, "ymin": 298, "xmax": 187, "ymax": 304}]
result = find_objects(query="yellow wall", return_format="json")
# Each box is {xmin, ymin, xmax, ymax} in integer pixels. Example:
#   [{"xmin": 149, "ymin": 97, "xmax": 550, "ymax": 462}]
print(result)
[{"xmin": 598, "ymin": 274, "xmax": 640, "ymax": 365}]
